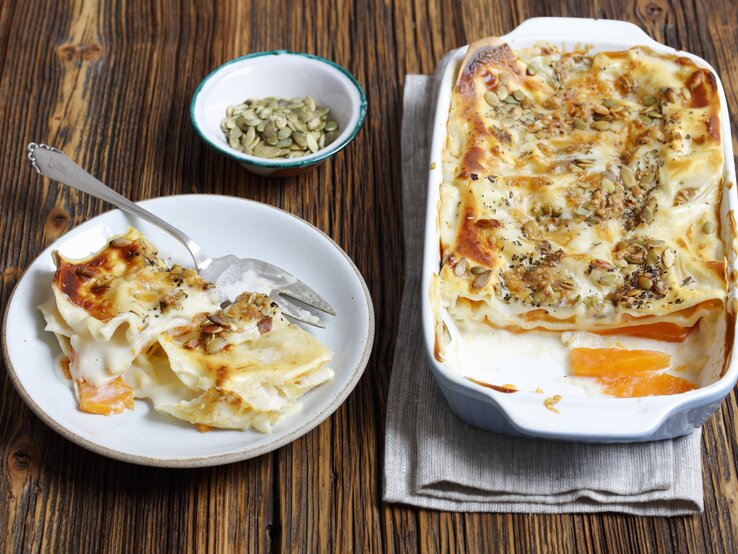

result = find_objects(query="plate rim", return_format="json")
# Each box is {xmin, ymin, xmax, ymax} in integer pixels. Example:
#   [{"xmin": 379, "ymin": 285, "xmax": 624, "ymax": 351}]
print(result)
[{"xmin": 2, "ymin": 193, "xmax": 375, "ymax": 467}]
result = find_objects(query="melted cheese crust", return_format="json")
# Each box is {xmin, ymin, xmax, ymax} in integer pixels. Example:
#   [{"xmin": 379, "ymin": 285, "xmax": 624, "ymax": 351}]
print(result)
[
  {"xmin": 40, "ymin": 229, "xmax": 334, "ymax": 432},
  {"xmin": 439, "ymin": 39, "xmax": 727, "ymax": 332}
]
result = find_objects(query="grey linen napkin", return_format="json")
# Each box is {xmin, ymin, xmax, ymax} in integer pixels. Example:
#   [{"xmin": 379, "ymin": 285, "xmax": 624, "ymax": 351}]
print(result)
[{"xmin": 383, "ymin": 74, "xmax": 704, "ymax": 515}]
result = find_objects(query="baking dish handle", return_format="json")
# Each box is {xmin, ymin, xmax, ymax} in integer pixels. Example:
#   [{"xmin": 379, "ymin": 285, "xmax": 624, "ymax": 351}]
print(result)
[
  {"xmin": 493, "ymin": 392, "xmax": 688, "ymax": 441},
  {"xmin": 503, "ymin": 17, "xmax": 660, "ymax": 47}
]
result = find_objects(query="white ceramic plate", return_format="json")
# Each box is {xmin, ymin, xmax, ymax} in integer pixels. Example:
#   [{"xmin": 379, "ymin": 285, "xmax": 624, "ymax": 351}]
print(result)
[{"xmin": 2, "ymin": 195, "xmax": 374, "ymax": 466}]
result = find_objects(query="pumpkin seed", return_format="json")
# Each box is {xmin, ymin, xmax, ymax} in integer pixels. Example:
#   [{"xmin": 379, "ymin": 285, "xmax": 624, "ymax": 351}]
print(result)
[
  {"xmin": 643, "ymin": 95, "xmax": 657, "ymax": 106},
  {"xmin": 573, "ymin": 118, "xmax": 586, "ymax": 130},
  {"xmin": 598, "ymin": 273, "xmax": 618, "ymax": 286},
  {"xmin": 620, "ymin": 166, "xmax": 636, "ymax": 189},
  {"xmin": 500, "ymin": 73, "xmax": 511, "ymax": 86},
  {"xmin": 594, "ymin": 104, "xmax": 610, "ymax": 115},
  {"xmin": 470, "ymin": 265, "xmax": 487, "ymax": 275},
  {"xmin": 601, "ymin": 178, "xmax": 615, "ymax": 192},
  {"xmin": 591, "ymin": 120, "xmax": 611, "ymax": 131},
  {"xmin": 662, "ymin": 249, "xmax": 676, "ymax": 269},
  {"xmin": 306, "ymin": 133, "xmax": 319, "ymax": 153},
  {"xmin": 454, "ymin": 258, "xmax": 468, "ymax": 276},
  {"xmin": 513, "ymin": 89, "xmax": 525, "ymax": 101},
  {"xmin": 472, "ymin": 270, "xmax": 492, "ymax": 289},
  {"xmin": 245, "ymin": 126, "xmax": 256, "ymax": 144},
  {"xmin": 625, "ymin": 252, "xmax": 645, "ymax": 264},
  {"xmin": 484, "ymin": 91, "xmax": 500, "ymax": 106},
  {"xmin": 254, "ymin": 145, "xmax": 281, "ymax": 158},
  {"xmin": 654, "ymin": 280, "xmax": 668, "ymax": 295},
  {"xmin": 603, "ymin": 99, "xmax": 617, "ymax": 108},
  {"xmin": 703, "ymin": 221, "xmax": 715, "ymax": 234},
  {"xmin": 221, "ymin": 96, "xmax": 339, "ymax": 158},
  {"xmin": 641, "ymin": 206, "xmax": 654, "ymax": 224},
  {"xmin": 637, "ymin": 276, "xmax": 653, "ymax": 290},
  {"xmin": 496, "ymin": 85, "xmax": 509, "ymax": 101},
  {"xmin": 292, "ymin": 131, "xmax": 308, "ymax": 148},
  {"xmin": 645, "ymin": 251, "xmax": 659, "ymax": 265}
]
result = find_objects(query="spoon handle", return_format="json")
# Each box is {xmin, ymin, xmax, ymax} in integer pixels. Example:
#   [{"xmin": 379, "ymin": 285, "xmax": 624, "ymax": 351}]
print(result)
[{"xmin": 27, "ymin": 143, "xmax": 212, "ymax": 271}]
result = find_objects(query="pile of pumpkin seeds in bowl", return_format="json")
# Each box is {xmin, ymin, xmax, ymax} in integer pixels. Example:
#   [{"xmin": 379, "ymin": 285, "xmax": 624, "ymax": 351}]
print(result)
[{"xmin": 220, "ymin": 96, "xmax": 340, "ymax": 160}]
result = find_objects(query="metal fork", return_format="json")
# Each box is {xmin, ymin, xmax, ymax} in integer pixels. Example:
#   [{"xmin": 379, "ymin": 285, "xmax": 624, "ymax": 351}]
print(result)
[{"xmin": 27, "ymin": 143, "xmax": 335, "ymax": 327}]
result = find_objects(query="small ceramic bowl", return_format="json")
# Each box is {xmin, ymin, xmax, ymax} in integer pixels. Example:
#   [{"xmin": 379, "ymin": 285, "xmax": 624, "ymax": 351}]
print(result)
[{"xmin": 190, "ymin": 51, "xmax": 367, "ymax": 177}]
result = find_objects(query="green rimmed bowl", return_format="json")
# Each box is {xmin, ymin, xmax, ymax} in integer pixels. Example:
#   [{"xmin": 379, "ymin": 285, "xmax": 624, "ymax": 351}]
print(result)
[{"xmin": 190, "ymin": 51, "xmax": 367, "ymax": 177}]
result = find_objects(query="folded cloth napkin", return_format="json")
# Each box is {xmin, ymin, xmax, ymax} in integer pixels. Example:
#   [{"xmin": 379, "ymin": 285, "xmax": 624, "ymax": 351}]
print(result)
[{"xmin": 383, "ymin": 74, "xmax": 703, "ymax": 515}]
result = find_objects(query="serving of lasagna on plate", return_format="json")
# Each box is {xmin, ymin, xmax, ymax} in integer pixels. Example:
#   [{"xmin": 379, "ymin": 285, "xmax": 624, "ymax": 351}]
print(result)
[
  {"xmin": 39, "ymin": 228, "xmax": 334, "ymax": 432},
  {"xmin": 432, "ymin": 37, "xmax": 730, "ymax": 397}
]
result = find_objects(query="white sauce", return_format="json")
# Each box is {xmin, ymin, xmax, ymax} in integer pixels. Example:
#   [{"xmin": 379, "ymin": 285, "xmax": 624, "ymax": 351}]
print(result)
[
  {"xmin": 440, "ymin": 308, "xmax": 725, "ymax": 397},
  {"xmin": 217, "ymin": 268, "xmax": 277, "ymax": 299}
]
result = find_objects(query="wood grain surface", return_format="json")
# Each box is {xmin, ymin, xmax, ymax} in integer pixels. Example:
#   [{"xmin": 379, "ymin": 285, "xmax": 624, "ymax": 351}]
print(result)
[{"xmin": 1, "ymin": 1, "xmax": 737, "ymax": 552}]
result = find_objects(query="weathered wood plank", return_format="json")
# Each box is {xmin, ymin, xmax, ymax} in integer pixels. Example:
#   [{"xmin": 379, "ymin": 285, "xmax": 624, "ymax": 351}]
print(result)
[{"xmin": 0, "ymin": 1, "xmax": 737, "ymax": 553}]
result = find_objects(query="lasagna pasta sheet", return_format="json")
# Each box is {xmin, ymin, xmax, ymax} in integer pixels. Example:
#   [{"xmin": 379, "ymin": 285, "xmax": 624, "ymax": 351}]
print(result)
[{"xmin": 40, "ymin": 228, "xmax": 334, "ymax": 432}]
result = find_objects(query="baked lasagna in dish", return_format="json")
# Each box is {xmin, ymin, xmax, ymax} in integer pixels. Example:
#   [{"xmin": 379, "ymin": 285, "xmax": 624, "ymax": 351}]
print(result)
[
  {"xmin": 40, "ymin": 229, "xmax": 334, "ymax": 432},
  {"xmin": 433, "ymin": 38, "xmax": 731, "ymax": 397}
]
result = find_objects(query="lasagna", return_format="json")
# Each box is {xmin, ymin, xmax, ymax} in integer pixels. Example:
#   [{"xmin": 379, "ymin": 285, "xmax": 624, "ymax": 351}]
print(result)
[
  {"xmin": 39, "ymin": 228, "xmax": 334, "ymax": 432},
  {"xmin": 434, "ymin": 38, "xmax": 730, "ymax": 397}
]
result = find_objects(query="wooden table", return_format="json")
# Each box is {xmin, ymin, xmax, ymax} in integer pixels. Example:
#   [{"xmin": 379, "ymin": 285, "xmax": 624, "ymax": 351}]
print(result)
[{"xmin": 1, "ymin": 1, "xmax": 737, "ymax": 552}]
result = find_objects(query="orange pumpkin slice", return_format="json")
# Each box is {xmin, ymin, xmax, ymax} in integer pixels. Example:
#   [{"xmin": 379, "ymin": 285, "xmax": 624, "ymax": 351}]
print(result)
[
  {"xmin": 596, "ymin": 322, "xmax": 693, "ymax": 343},
  {"xmin": 570, "ymin": 348, "xmax": 671, "ymax": 377},
  {"xmin": 600, "ymin": 373, "xmax": 697, "ymax": 398},
  {"xmin": 77, "ymin": 377, "xmax": 134, "ymax": 415}
]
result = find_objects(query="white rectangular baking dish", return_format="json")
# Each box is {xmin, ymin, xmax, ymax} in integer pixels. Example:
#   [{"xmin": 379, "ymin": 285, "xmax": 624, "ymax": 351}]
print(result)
[{"xmin": 421, "ymin": 17, "xmax": 738, "ymax": 442}]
